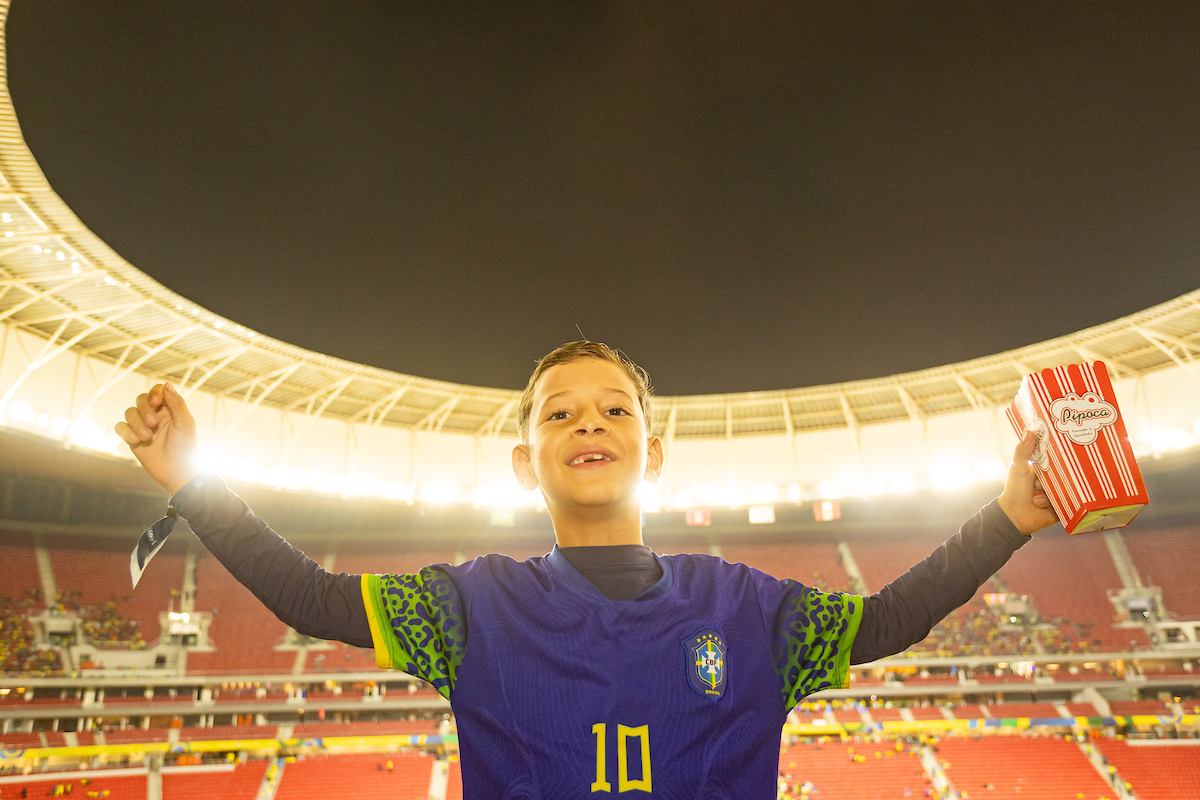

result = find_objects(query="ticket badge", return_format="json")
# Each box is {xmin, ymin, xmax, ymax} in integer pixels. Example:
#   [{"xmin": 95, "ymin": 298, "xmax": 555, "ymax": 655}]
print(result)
[{"xmin": 1006, "ymin": 361, "xmax": 1148, "ymax": 534}]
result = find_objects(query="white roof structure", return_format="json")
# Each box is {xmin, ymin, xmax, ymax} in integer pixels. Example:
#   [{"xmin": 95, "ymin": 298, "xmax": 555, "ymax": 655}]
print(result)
[{"xmin": 1, "ymin": 0, "xmax": 1198, "ymax": 508}]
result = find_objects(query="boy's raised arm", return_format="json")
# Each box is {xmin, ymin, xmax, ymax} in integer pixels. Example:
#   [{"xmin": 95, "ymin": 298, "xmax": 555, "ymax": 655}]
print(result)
[
  {"xmin": 116, "ymin": 383, "xmax": 372, "ymax": 646},
  {"xmin": 849, "ymin": 430, "xmax": 1059, "ymax": 664}
]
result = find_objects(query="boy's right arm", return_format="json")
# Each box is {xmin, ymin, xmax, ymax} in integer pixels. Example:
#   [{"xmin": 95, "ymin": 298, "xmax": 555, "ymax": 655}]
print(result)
[{"xmin": 117, "ymin": 384, "xmax": 467, "ymax": 696}]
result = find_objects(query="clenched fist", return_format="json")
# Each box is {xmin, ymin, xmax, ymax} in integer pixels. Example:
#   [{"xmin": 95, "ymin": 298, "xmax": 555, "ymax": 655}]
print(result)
[{"xmin": 115, "ymin": 382, "xmax": 198, "ymax": 494}]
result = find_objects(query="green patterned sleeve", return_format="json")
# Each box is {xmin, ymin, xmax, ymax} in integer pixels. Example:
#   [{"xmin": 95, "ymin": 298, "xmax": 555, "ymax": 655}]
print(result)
[
  {"xmin": 360, "ymin": 567, "xmax": 467, "ymax": 700},
  {"xmin": 763, "ymin": 581, "xmax": 863, "ymax": 712}
]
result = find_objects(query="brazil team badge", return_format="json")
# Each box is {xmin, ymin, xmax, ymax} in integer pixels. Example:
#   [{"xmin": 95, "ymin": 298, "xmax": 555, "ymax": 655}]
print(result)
[{"xmin": 682, "ymin": 628, "xmax": 727, "ymax": 702}]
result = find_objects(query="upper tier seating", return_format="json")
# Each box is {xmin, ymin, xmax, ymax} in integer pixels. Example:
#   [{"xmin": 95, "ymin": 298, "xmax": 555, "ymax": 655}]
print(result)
[
  {"xmin": 1120, "ymin": 526, "xmax": 1200, "ymax": 618},
  {"xmin": 909, "ymin": 706, "xmax": 949, "ymax": 720},
  {"xmin": 305, "ymin": 643, "xmax": 378, "ymax": 673},
  {"xmin": 1108, "ymin": 700, "xmax": 1171, "ymax": 717},
  {"xmin": 980, "ymin": 703, "xmax": 1060, "ymax": 719},
  {"xmin": 104, "ymin": 728, "xmax": 170, "ymax": 743},
  {"xmin": 292, "ymin": 719, "xmax": 438, "ymax": 737},
  {"xmin": 999, "ymin": 528, "xmax": 1148, "ymax": 652},
  {"xmin": 48, "ymin": 533, "xmax": 186, "ymax": 646},
  {"xmin": 937, "ymin": 735, "xmax": 1112, "ymax": 800},
  {"xmin": 849, "ymin": 534, "xmax": 950, "ymax": 594},
  {"xmin": 1095, "ymin": 738, "xmax": 1200, "ymax": 800},
  {"xmin": 186, "ymin": 552, "xmax": 300, "ymax": 675},
  {"xmin": 0, "ymin": 538, "xmax": 41, "ymax": 600},
  {"xmin": 949, "ymin": 705, "xmax": 991, "ymax": 719},
  {"xmin": 272, "ymin": 751, "xmax": 433, "ymax": 800},
  {"xmin": 459, "ymin": 543, "xmax": 553, "ymax": 562},
  {"xmin": 778, "ymin": 741, "xmax": 931, "ymax": 799},
  {"xmin": 1067, "ymin": 702, "xmax": 1102, "ymax": 717},
  {"xmin": 0, "ymin": 732, "xmax": 41, "ymax": 748},
  {"xmin": 332, "ymin": 548, "xmax": 455, "ymax": 577},
  {"xmin": 178, "ymin": 724, "xmax": 278, "ymax": 741},
  {"xmin": 867, "ymin": 706, "xmax": 903, "ymax": 720},
  {"xmin": 721, "ymin": 541, "xmax": 849, "ymax": 591}
]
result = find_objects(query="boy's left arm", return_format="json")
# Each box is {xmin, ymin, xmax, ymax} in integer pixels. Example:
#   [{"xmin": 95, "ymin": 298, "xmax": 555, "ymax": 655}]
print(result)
[{"xmin": 850, "ymin": 429, "xmax": 1058, "ymax": 664}]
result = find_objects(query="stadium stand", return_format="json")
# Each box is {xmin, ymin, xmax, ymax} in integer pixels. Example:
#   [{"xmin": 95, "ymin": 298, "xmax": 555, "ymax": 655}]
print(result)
[
  {"xmin": 445, "ymin": 759, "xmax": 463, "ymax": 800},
  {"xmin": 1067, "ymin": 702, "xmax": 1102, "ymax": 717},
  {"xmin": 999, "ymin": 529, "xmax": 1149, "ymax": 652},
  {"xmin": 48, "ymin": 534, "xmax": 185, "ymax": 647},
  {"xmin": 163, "ymin": 761, "xmax": 269, "ymax": 800},
  {"xmin": 1094, "ymin": 739, "xmax": 1200, "ymax": 800},
  {"xmin": 305, "ymin": 643, "xmax": 377, "ymax": 672},
  {"xmin": 0, "ymin": 731, "xmax": 41, "ymax": 748},
  {"xmin": 909, "ymin": 706, "xmax": 950, "ymax": 720},
  {"xmin": 459, "ymin": 542, "xmax": 553, "ymax": 563},
  {"xmin": 103, "ymin": 728, "xmax": 171, "ymax": 744},
  {"xmin": 849, "ymin": 534, "xmax": 949, "ymax": 594},
  {"xmin": 720, "ymin": 541, "xmax": 849, "ymax": 592},
  {"xmin": 185, "ymin": 554, "xmax": 298, "ymax": 675},
  {"xmin": 777, "ymin": 741, "xmax": 931, "ymax": 799},
  {"xmin": 0, "ymin": 539, "xmax": 40, "ymax": 600},
  {"xmin": 866, "ymin": 706, "xmax": 903, "ymax": 720},
  {"xmin": 1121, "ymin": 526, "xmax": 1200, "ymax": 618},
  {"xmin": 0, "ymin": 773, "xmax": 147, "ymax": 799},
  {"xmin": 272, "ymin": 752, "xmax": 434, "ymax": 800},
  {"xmin": 950, "ymin": 705, "xmax": 991, "ymax": 719},
  {"xmin": 937, "ymin": 736, "xmax": 1113, "ymax": 799},
  {"xmin": 331, "ymin": 548, "xmax": 456, "ymax": 577},
  {"xmin": 979, "ymin": 703, "xmax": 1060, "ymax": 719},
  {"xmin": 1108, "ymin": 700, "xmax": 1172, "ymax": 716},
  {"xmin": 292, "ymin": 720, "xmax": 438, "ymax": 737},
  {"xmin": 178, "ymin": 724, "xmax": 278, "ymax": 741}
]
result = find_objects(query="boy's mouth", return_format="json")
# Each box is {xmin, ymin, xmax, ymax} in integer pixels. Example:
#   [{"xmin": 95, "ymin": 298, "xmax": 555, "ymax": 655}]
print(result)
[{"xmin": 567, "ymin": 447, "xmax": 616, "ymax": 466}]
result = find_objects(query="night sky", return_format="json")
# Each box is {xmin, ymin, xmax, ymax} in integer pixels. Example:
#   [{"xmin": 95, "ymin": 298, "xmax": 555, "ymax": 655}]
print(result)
[{"xmin": 7, "ymin": 2, "xmax": 1199, "ymax": 395}]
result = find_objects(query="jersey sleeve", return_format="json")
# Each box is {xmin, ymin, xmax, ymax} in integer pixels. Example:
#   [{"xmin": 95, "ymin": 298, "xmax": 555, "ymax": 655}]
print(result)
[
  {"xmin": 760, "ymin": 580, "xmax": 863, "ymax": 711},
  {"xmin": 360, "ymin": 567, "xmax": 467, "ymax": 700}
]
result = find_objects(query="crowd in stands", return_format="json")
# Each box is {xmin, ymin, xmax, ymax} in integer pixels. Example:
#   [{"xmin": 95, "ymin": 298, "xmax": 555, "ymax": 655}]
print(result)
[
  {"xmin": 78, "ymin": 601, "xmax": 145, "ymax": 650},
  {"xmin": 906, "ymin": 602, "xmax": 1032, "ymax": 658},
  {"xmin": 0, "ymin": 592, "xmax": 61, "ymax": 675}
]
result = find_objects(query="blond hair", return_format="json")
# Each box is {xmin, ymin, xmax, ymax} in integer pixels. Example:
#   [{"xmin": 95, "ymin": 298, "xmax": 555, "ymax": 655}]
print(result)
[{"xmin": 517, "ymin": 341, "xmax": 653, "ymax": 443}]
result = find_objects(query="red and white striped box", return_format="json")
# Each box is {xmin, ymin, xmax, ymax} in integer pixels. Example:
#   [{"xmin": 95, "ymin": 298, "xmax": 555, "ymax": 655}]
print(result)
[{"xmin": 1006, "ymin": 361, "xmax": 1148, "ymax": 534}]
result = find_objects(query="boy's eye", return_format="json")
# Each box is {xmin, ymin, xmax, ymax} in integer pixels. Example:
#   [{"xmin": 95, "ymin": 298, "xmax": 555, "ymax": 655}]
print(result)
[
  {"xmin": 548, "ymin": 410, "xmax": 569, "ymax": 421},
  {"xmin": 607, "ymin": 407, "xmax": 629, "ymax": 416}
]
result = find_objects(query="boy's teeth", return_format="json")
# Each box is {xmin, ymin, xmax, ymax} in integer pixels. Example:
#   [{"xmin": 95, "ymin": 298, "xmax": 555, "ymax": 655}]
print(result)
[{"xmin": 572, "ymin": 454, "xmax": 609, "ymax": 465}]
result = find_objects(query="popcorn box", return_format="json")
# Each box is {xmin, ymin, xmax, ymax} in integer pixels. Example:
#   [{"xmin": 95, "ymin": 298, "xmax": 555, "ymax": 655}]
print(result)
[{"xmin": 1005, "ymin": 361, "xmax": 1148, "ymax": 534}]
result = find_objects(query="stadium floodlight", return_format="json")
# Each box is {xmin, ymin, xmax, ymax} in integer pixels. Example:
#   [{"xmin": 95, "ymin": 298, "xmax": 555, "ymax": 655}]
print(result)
[
  {"xmin": 638, "ymin": 482, "xmax": 663, "ymax": 512},
  {"xmin": 420, "ymin": 482, "xmax": 461, "ymax": 505},
  {"xmin": 1135, "ymin": 427, "xmax": 1197, "ymax": 455}
]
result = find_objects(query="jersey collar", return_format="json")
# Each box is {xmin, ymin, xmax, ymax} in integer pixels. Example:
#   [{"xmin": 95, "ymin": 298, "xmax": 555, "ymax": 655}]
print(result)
[{"xmin": 545, "ymin": 544, "xmax": 674, "ymax": 602}]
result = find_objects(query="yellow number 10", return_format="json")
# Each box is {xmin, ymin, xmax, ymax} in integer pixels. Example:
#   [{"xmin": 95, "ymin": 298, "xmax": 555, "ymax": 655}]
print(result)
[{"xmin": 591, "ymin": 723, "xmax": 652, "ymax": 793}]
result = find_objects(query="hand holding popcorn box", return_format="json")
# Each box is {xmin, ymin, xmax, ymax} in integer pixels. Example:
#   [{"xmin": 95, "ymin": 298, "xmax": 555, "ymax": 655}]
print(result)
[{"xmin": 1006, "ymin": 360, "xmax": 1148, "ymax": 534}]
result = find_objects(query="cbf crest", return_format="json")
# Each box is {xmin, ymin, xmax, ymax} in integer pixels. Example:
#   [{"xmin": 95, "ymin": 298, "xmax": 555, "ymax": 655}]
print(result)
[{"xmin": 682, "ymin": 628, "xmax": 727, "ymax": 702}]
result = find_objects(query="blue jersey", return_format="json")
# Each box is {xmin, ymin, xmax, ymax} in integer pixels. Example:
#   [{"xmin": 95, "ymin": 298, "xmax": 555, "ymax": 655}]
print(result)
[{"xmin": 362, "ymin": 546, "xmax": 862, "ymax": 798}]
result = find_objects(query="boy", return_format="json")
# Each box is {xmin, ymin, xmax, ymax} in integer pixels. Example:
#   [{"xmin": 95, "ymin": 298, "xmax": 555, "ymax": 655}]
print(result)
[{"xmin": 116, "ymin": 340, "xmax": 1057, "ymax": 798}]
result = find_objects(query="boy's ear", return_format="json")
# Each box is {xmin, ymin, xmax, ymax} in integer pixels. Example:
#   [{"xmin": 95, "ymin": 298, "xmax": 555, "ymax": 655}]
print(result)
[
  {"xmin": 512, "ymin": 444, "xmax": 540, "ymax": 491},
  {"xmin": 643, "ymin": 436, "xmax": 664, "ymax": 483}
]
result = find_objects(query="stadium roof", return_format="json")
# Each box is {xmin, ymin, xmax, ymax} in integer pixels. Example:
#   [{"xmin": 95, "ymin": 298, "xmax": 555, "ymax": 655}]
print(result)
[{"xmin": 0, "ymin": 0, "xmax": 1197, "ymax": 443}]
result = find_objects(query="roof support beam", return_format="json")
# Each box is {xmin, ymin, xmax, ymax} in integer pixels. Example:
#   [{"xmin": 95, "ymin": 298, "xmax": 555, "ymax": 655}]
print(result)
[
  {"xmin": 280, "ymin": 377, "xmax": 353, "ymax": 466},
  {"xmin": 0, "ymin": 304, "xmax": 141, "ymax": 408},
  {"xmin": 215, "ymin": 365, "xmax": 300, "ymax": 450},
  {"xmin": 69, "ymin": 331, "xmax": 189, "ymax": 425},
  {"xmin": 1136, "ymin": 328, "xmax": 1200, "ymax": 387},
  {"xmin": 479, "ymin": 399, "xmax": 516, "ymax": 438}
]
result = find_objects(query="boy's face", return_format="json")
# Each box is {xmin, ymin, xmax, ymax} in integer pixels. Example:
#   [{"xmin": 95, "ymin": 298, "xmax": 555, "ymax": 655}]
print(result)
[{"xmin": 512, "ymin": 358, "xmax": 662, "ymax": 515}]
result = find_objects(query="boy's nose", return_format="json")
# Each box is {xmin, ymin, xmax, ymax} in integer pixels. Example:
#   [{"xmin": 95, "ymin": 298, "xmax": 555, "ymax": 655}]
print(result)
[{"xmin": 575, "ymin": 413, "xmax": 606, "ymax": 435}]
